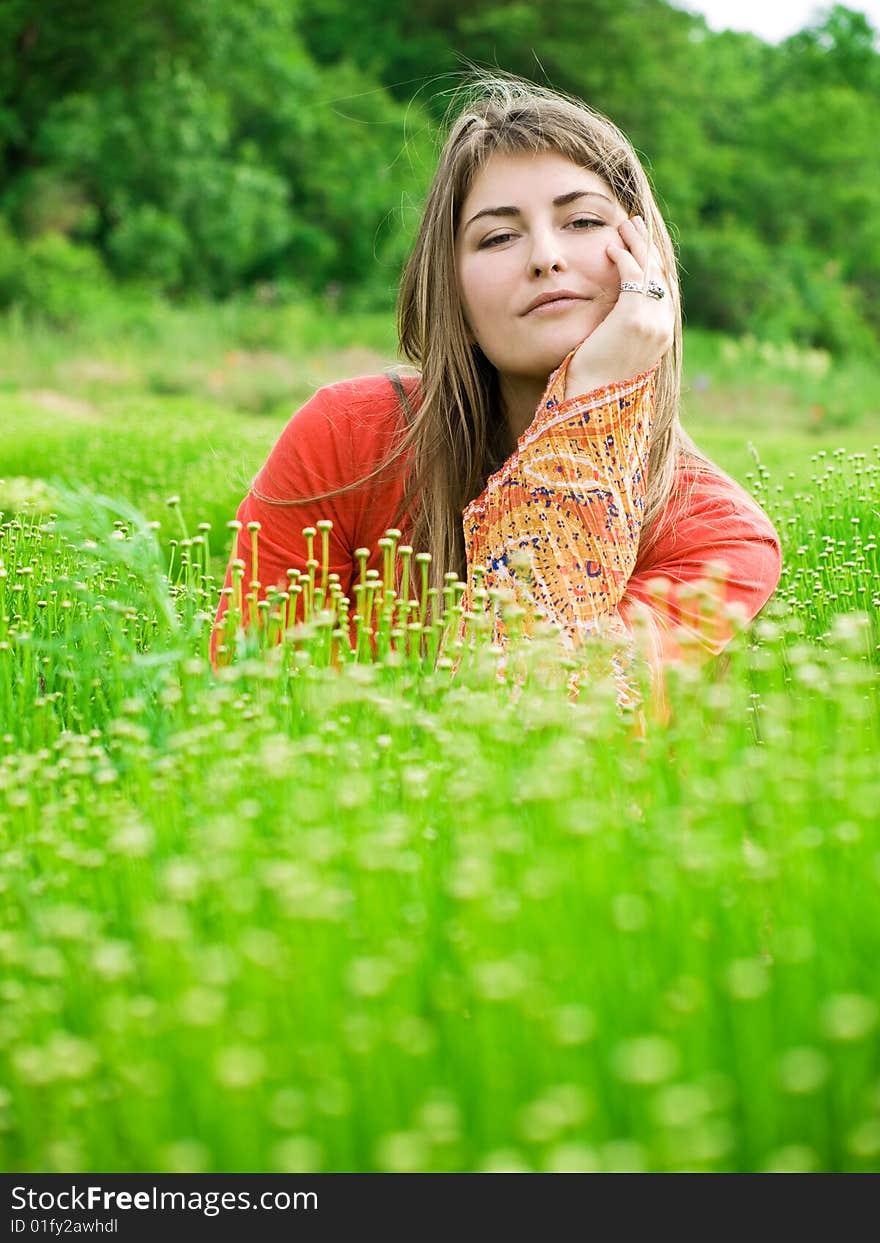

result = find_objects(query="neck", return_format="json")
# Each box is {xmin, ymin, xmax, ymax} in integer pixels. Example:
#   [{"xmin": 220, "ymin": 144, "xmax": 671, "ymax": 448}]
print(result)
[{"xmin": 498, "ymin": 371, "xmax": 546, "ymax": 442}]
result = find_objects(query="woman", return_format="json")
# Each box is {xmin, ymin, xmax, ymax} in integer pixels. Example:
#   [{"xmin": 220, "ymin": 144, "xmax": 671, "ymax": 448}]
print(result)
[{"xmin": 211, "ymin": 74, "xmax": 782, "ymax": 703}]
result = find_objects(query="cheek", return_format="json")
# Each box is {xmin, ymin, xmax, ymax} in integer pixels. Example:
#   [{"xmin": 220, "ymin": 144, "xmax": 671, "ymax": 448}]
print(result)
[
  {"xmin": 457, "ymin": 258, "xmax": 481, "ymax": 318},
  {"xmin": 582, "ymin": 234, "xmax": 618, "ymax": 277},
  {"xmin": 458, "ymin": 259, "xmax": 501, "ymax": 330}
]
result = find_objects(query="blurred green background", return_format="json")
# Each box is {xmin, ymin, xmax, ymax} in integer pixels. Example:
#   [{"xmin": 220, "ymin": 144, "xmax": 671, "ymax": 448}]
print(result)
[{"xmin": 2, "ymin": 0, "xmax": 879, "ymax": 351}]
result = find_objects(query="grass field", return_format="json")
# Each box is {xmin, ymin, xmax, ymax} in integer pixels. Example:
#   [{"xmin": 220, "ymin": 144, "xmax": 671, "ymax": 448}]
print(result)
[{"xmin": 1, "ymin": 300, "xmax": 878, "ymax": 1172}]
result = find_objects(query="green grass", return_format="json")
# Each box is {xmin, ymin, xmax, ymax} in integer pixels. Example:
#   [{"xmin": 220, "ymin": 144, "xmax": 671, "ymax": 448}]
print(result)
[{"xmin": 1, "ymin": 304, "xmax": 878, "ymax": 1173}]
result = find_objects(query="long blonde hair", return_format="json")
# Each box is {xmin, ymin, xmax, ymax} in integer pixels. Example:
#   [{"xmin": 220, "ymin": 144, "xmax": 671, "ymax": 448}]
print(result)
[{"xmin": 257, "ymin": 71, "xmax": 726, "ymax": 592}]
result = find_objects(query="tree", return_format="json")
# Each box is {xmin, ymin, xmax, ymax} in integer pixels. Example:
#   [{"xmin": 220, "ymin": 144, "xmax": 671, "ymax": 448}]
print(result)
[{"xmin": 0, "ymin": 0, "xmax": 434, "ymax": 298}]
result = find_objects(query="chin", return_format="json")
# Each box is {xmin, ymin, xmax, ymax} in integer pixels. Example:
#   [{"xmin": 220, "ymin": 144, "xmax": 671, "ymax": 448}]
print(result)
[
  {"xmin": 489, "ymin": 318, "xmax": 600, "ymax": 381},
  {"xmin": 539, "ymin": 317, "xmax": 598, "ymax": 357},
  {"xmin": 537, "ymin": 332, "xmax": 595, "ymax": 376}
]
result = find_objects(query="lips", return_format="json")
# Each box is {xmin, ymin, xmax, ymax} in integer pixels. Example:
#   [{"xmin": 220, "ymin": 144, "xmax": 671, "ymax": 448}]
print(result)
[{"xmin": 523, "ymin": 290, "xmax": 588, "ymax": 315}]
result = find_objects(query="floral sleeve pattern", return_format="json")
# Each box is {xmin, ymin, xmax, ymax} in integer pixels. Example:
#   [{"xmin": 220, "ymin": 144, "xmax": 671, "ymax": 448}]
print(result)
[{"xmin": 461, "ymin": 347, "xmax": 657, "ymax": 660}]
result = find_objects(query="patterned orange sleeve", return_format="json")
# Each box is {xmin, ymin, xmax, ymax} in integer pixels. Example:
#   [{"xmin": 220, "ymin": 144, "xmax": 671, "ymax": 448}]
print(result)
[{"xmin": 461, "ymin": 346, "xmax": 657, "ymax": 660}]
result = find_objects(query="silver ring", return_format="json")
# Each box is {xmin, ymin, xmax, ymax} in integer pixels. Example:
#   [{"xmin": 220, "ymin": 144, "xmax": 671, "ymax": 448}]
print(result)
[{"xmin": 620, "ymin": 280, "xmax": 666, "ymax": 300}]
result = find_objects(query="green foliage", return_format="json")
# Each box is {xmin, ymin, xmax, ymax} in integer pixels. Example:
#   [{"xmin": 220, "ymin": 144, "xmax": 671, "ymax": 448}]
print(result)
[
  {"xmin": 0, "ymin": 216, "xmax": 117, "ymax": 326},
  {"xmin": 681, "ymin": 224, "xmax": 875, "ymax": 353},
  {"xmin": 0, "ymin": 1, "xmax": 878, "ymax": 345},
  {"xmin": 777, "ymin": 4, "xmax": 880, "ymax": 91},
  {"xmin": 0, "ymin": 0, "xmax": 433, "ymax": 301}
]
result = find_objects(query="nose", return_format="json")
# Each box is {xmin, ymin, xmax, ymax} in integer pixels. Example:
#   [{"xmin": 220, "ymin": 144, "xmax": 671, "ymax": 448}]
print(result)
[{"xmin": 528, "ymin": 225, "xmax": 566, "ymax": 277}]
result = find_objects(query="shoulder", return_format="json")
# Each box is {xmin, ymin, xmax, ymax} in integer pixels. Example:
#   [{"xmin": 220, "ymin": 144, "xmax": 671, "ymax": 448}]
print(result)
[
  {"xmin": 664, "ymin": 455, "xmax": 780, "ymax": 542},
  {"xmin": 256, "ymin": 370, "xmax": 422, "ymax": 499},
  {"xmin": 638, "ymin": 453, "xmax": 782, "ymax": 584},
  {"xmin": 632, "ymin": 454, "xmax": 782, "ymax": 607},
  {"xmin": 281, "ymin": 370, "xmax": 422, "ymax": 446},
  {"xmin": 320, "ymin": 369, "xmax": 421, "ymax": 404}
]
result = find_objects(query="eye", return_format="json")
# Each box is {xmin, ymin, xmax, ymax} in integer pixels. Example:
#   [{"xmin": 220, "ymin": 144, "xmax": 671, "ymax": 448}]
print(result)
[
  {"xmin": 569, "ymin": 217, "xmax": 605, "ymax": 229},
  {"xmin": 479, "ymin": 232, "xmax": 516, "ymax": 249}
]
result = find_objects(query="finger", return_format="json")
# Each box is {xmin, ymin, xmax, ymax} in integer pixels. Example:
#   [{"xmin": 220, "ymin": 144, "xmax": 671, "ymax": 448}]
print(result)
[
  {"xmin": 610, "ymin": 242, "xmax": 671, "ymax": 304},
  {"xmin": 605, "ymin": 240, "xmax": 646, "ymax": 284},
  {"xmin": 625, "ymin": 215, "xmax": 672, "ymax": 288},
  {"xmin": 634, "ymin": 216, "xmax": 673, "ymax": 286},
  {"xmin": 618, "ymin": 217, "xmax": 650, "ymax": 270}
]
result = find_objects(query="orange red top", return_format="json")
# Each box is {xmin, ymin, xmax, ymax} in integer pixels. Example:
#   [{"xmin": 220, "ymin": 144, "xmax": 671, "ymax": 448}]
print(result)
[{"xmin": 212, "ymin": 355, "xmax": 782, "ymax": 679}]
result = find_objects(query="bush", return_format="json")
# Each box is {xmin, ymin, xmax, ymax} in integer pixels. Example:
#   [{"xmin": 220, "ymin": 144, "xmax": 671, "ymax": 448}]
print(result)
[
  {"xmin": 106, "ymin": 205, "xmax": 190, "ymax": 289},
  {"xmin": 681, "ymin": 221, "xmax": 877, "ymax": 353},
  {"xmin": 1, "ymin": 168, "xmax": 99, "ymax": 240},
  {"xmin": 0, "ymin": 218, "xmax": 115, "ymax": 326}
]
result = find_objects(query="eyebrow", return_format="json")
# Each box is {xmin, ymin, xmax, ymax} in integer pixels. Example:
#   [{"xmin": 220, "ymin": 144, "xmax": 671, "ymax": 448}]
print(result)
[{"xmin": 463, "ymin": 190, "xmax": 615, "ymax": 233}]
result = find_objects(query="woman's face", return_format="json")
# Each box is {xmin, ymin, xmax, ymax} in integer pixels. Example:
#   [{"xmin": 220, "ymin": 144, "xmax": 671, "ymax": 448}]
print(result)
[{"xmin": 455, "ymin": 149, "xmax": 629, "ymax": 387}]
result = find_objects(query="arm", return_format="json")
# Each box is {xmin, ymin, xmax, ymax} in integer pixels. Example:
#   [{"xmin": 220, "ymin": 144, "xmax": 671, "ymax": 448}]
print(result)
[
  {"xmin": 462, "ymin": 344, "xmax": 656, "ymax": 647},
  {"xmin": 619, "ymin": 467, "xmax": 783, "ymax": 664}
]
